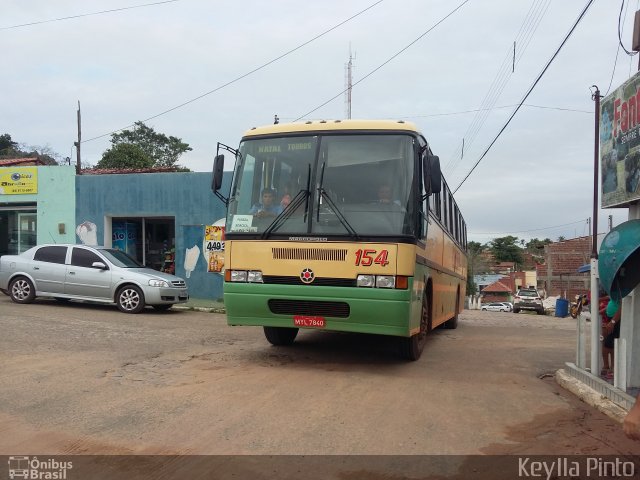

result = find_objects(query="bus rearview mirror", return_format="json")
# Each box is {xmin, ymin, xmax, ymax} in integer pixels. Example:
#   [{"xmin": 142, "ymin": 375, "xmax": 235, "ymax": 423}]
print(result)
[
  {"xmin": 423, "ymin": 155, "xmax": 442, "ymax": 195},
  {"xmin": 212, "ymin": 154, "xmax": 225, "ymax": 192}
]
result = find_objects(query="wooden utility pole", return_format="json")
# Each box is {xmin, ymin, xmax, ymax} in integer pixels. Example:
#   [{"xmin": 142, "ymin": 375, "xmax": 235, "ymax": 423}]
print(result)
[{"xmin": 75, "ymin": 101, "xmax": 81, "ymax": 174}]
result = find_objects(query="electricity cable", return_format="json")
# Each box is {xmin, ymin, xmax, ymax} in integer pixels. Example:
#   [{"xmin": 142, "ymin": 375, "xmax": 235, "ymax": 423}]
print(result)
[
  {"xmin": 1, "ymin": 0, "xmax": 180, "ymax": 30},
  {"xmin": 83, "ymin": 0, "xmax": 385, "ymax": 144},
  {"xmin": 293, "ymin": 0, "xmax": 471, "ymax": 122},
  {"xmin": 470, "ymin": 218, "xmax": 588, "ymax": 236},
  {"xmin": 605, "ymin": 0, "xmax": 633, "ymax": 96},
  {"xmin": 452, "ymin": 0, "xmax": 596, "ymax": 195},
  {"xmin": 618, "ymin": 0, "xmax": 638, "ymax": 56},
  {"xmin": 445, "ymin": 0, "xmax": 551, "ymax": 176}
]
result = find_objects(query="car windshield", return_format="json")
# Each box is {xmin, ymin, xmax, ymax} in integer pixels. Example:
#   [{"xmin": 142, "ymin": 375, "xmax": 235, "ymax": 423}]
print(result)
[
  {"xmin": 226, "ymin": 133, "xmax": 416, "ymax": 237},
  {"xmin": 100, "ymin": 248, "xmax": 143, "ymax": 268}
]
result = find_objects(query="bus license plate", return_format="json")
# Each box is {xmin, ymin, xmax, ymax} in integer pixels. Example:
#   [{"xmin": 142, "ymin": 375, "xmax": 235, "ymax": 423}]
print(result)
[{"xmin": 293, "ymin": 315, "xmax": 325, "ymax": 328}]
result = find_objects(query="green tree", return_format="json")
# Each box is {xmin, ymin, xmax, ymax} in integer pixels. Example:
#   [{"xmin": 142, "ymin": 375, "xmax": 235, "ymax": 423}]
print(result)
[
  {"xmin": 108, "ymin": 121, "xmax": 192, "ymax": 168},
  {"xmin": 97, "ymin": 143, "xmax": 154, "ymax": 169},
  {"xmin": 466, "ymin": 240, "xmax": 487, "ymax": 294},
  {"xmin": 526, "ymin": 237, "xmax": 552, "ymax": 253},
  {"xmin": 0, "ymin": 133, "xmax": 18, "ymax": 156},
  {"xmin": 0, "ymin": 133, "xmax": 60, "ymax": 164},
  {"xmin": 489, "ymin": 235, "xmax": 524, "ymax": 268}
]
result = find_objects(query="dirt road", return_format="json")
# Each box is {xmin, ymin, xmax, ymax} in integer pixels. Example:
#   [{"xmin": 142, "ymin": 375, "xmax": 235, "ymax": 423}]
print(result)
[{"xmin": 0, "ymin": 296, "xmax": 637, "ymax": 456}]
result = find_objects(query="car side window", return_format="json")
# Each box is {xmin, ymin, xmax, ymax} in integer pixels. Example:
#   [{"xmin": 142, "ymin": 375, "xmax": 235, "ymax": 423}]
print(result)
[
  {"xmin": 33, "ymin": 246, "xmax": 67, "ymax": 264},
  {"xmin": 71, "ymin": 248, "xmax": 105, "ymax": 269}
]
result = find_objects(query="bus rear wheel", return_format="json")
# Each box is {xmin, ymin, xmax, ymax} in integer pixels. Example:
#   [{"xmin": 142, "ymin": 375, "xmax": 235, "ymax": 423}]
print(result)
[{"xmin": 264, "ymin": 326, "xmax": 299, "ymax": 346}]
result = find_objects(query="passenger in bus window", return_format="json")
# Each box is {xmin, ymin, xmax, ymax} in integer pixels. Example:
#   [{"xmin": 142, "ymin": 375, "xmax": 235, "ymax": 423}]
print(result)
[{"xmin": 250, "ymin": 188, "xmax": 283, "ymax": 218}]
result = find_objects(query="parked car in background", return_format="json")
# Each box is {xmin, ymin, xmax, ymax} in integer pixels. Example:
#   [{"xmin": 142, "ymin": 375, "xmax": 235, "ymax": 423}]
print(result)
[
  {"xmin": 513, "ymin": 288, "xmax": 545, "ymax": 315},
  {"xmin": 0, "ymin": 244, "xmax": 189, "ymax": 313},
  {"xmin": 481, "ymin": 302, "xmax": 512, "ymax": 312}
]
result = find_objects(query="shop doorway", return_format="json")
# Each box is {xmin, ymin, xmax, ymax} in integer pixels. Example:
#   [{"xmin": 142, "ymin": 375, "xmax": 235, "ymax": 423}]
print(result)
[
  {"xmin": 110, "ymin": 217, "xmax": 175, "ymax": 272},
  {"xmin": 0, "ymin": 206, "xmax": 37, "ymax": 255}
]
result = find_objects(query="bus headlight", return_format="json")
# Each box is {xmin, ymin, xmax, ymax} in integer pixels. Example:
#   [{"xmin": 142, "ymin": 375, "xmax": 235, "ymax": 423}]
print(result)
[
  {"xmin": 357, "ymin": 274, "xmax": 375, "ymax": 287},
  {"xmin": 247, "ymin": 271, "xmax": 263, "ymax": 283},
  {"xmin": 230, "ymin": 270, "xmax": 248, "ymax": 282},
  {"xmin": 375, "ymin": 275, "xmax": 396, "ymax": 289}
]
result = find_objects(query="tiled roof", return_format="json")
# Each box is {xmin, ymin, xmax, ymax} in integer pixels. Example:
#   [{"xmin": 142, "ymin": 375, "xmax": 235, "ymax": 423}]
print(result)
[
  {"xmin": 0, "ymin": 157, "xmax": 43, "ymax": 166},
  {"xmin": 481, "ymin": 280, "xmax": 512, "ymax": 293},
  {"xmin": 81, "ymin": 167, "xmax": 179, "ymax": 175}
]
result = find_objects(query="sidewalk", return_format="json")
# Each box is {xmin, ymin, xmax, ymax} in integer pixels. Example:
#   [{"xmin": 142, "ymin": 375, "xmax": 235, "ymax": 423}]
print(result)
[{"xmin": 174, "ymin": 297, "xmax": 226, "ymax": 313}]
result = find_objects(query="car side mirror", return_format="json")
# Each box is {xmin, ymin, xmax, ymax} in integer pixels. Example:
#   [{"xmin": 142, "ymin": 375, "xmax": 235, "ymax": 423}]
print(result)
[
  {"xmin": 423, "ymin": 154, "xmax": 442, "ymax": 195},
  {"xmin": 92, "ymin": 262, "xmax": 107, "ymax": 270}
]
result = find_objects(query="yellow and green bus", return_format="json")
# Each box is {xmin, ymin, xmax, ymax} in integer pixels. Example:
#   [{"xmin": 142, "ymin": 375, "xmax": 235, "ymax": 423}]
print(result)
[{"xmin": 212, "ymin": 119, "xmax": 467, "ymax": 360}]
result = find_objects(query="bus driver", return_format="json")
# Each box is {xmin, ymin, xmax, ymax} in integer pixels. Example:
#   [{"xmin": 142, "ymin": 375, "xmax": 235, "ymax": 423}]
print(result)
[{"xmin": 250, "ymin": 188, "xmax": 283, "ymax": 218}]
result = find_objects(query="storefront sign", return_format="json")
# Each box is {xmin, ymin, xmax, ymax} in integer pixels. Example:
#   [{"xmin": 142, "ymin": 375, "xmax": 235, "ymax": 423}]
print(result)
[
  {"xmin": 204, "ymin": 224, "xmax": 225, "ymax": 273},
  {"xmin": 601, "ymin": 71, "xmax": 640, "ymax": 207},
  {"xmin": 0, "ymin": 167, "xmax": 38, "ymax": 194}
]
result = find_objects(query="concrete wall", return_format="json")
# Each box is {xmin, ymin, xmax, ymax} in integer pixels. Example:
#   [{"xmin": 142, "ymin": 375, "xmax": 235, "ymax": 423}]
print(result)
[
  {"xmin": 0, "ymin": 165, "xmax": 76, "ymax": 245},
  {"xmin": 76, "ymin": 172, "xmax": 231, "ymax": 301}
]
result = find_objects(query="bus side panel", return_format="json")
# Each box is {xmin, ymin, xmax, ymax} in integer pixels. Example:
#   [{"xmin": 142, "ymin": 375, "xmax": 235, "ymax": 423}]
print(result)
[{"xmin": 421, "ymin": 217, "xmax": 467, "ymax": 328}]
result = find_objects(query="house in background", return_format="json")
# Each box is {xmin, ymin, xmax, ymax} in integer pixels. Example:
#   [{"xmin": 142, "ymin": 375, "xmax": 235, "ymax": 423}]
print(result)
[{"xmin": 480, "ymin": 279, "xmax": 513, "ymax": 303}]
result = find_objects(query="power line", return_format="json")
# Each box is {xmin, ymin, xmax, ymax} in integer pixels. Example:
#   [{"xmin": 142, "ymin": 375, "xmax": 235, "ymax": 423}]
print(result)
[
  {"xmin": 1, "ymin": 0, "xmax": 180, "ymax": 30},
  {"xmin": 452, "ymin": 0, "xmax": 596, "ymax": 195},
  {"xmin": 444, "ymin": 0, "xmax": 552, "ymax": 176},
  {"xmin": 470, "ymin": 218, "xmax": 588, "ymax": 236},
  {"xmin": 293, "ymin": 0, "xmax": 472, "ymax": 122},
  {"xmin": 394, "ymin": 103, "xmax": 591, "ymax": 119},
  {"xmin": 618, "ymin": 0, "xmax": 638, "ymax": 56},
  {"xmin": 606, "ymin": 0, "xmax": 633, "ymax": 96},
  {"xmin": 83, "ymin": 0, "xmax": 385, "ymax": 144}
]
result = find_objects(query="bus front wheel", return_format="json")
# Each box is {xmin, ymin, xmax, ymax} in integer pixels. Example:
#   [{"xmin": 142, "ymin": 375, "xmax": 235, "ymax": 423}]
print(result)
[
  {"xmin": 264, "ymin": 326, "xmax": 299, "ymax": 346},
  {"xmin": 401, "ymin": 292, "xmax": 430, "ymax": 361}
]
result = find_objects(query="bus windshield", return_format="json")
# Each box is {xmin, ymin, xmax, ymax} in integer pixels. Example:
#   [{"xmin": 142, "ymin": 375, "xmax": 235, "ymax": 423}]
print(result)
[{"xmin": 227, "ymin": 133, "xmax": 416, "ymax": 237}]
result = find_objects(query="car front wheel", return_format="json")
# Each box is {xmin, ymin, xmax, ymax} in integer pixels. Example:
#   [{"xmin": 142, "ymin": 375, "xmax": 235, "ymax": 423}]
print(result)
[
  {"xmin": 116, "ymin": 285, "xmax": 145, "ymax": 313},
  {"xmin": 9, "ymin": 277, "xmax": 36, "ymax": 304}
]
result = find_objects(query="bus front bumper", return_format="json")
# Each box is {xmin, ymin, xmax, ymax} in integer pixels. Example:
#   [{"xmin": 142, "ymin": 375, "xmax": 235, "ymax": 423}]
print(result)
[{"xmin": 223, "ymin": 281, "xmax": 415, "ymax": 337}]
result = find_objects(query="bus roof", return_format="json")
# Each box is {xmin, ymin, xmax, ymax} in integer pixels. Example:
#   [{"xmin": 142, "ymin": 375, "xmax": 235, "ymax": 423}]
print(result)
[{"xmin": 242, "ymin": 119, "xmax": 420, "ymax": 138}]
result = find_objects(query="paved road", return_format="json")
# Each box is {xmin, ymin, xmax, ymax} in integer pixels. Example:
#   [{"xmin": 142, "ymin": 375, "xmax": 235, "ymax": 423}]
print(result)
[{"xmin": 0, "ymin": 295, "xmax": 637, "ymax": 455}]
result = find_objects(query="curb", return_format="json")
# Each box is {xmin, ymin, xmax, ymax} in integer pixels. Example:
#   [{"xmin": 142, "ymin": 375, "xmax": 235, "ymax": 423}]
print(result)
[
  {"xmin": 555, "ymin": 368, "xmax": 628, "ymax": 424},
  {"xmin": 173, "ymin": 305, "xmax": 226, "ymax": 314}
]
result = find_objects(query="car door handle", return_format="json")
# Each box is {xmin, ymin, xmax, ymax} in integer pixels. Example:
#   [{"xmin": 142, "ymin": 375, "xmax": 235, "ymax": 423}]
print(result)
[
  {"xmin": 68, "ymin": 271, "xmax": 76, "ymax": 275},
  {"xmin": 33, "ymin": 266, "xmax": 39, "ymax": 270}
]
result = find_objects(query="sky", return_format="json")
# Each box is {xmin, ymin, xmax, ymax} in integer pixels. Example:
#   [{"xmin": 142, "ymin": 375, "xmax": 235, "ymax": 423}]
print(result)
[{"xmin": 2, "ymin": 0, "xmax": 637, "ymax": 245}]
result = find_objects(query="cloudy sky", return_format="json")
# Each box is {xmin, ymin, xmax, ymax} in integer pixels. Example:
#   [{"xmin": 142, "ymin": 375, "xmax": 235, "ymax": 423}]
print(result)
[{"xmin": 2, "ymin": 0, "xmax": 635, "ymax": 244}]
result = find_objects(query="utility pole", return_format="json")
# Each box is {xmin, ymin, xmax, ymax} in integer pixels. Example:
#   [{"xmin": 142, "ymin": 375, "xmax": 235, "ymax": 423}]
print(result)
[
  {"xmin": 589, "ymin": 86, "xmax": 601, "ymax": 375},
  {"xmin": 74, "ymin": 101, "xmax": 81, "ymax": 174}
]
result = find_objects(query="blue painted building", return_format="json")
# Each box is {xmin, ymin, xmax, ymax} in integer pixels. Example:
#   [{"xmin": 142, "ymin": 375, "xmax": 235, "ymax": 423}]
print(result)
[{"xmin": 76, "ymin": 171, "xmax": 231, "ymax": 301}]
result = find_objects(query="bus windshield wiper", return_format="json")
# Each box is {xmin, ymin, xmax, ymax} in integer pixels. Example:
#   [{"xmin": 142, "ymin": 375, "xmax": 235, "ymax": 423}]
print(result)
[
  {"xmin": 261, "ymin": 165, "xmax": 311, "ymax": 239},
  {"xmin": 261, "ymin": 189, "xmax": 309, "ymax": 239},
  {"xmin": 317, "ymin": 188, "xmax": 359, "ymax": 239},
  {"xmin": 316, "ymin": 161, "xmax": 358, "ymax": 239}
]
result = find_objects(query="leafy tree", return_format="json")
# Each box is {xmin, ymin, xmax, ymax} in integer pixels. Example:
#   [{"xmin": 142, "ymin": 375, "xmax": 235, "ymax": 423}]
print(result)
[
  {"xmin": 489, "ymin": 235, "xmax": 523, "ymax": 268},
  {"xmin": 107, "ymin": 121, "xmax": 192, "ymax": 169},
  {"xmin": 0, "ymin": 133, "xmax": 60, "ymax": 165},
  {"xmin": 97, "ymin": 143, "xmax": 154, "ymax": 169},
  {"xmin": 557, "ymin": 235, "xmax": 566, "ymax": 242},
  {"xmin": 466, "ymin": 240, "xmax": 489, "ymax": 290},
  {"xmin": 0, "ymin": 134, "xmax": 18, "ymax": 156},
  {"xmin": 526, "ymin": 237, "xmax": 552, "ymax": 253}
]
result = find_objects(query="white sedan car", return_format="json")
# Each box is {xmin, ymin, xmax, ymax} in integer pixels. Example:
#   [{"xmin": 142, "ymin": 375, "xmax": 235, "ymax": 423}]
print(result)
[
  {"xmin": 0, "ymin": 244, "xmax": 189, "ymax": 313},
  {"xmin": 481, "ymin": 302, "xmax": 512, "ymax": 312}
]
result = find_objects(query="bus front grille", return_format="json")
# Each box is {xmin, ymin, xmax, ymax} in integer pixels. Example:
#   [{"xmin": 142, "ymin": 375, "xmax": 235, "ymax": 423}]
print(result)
[
  {"xmin": 263, "ymin": 276, "xmax": 356, "ymax": 287},
  {"xmin": 272, "ymin": 247, "xmax": 347, "ymax": 261},
  {"xmin": 268, "ymin": 299, "xmax": 350, "ymax": 318}
]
